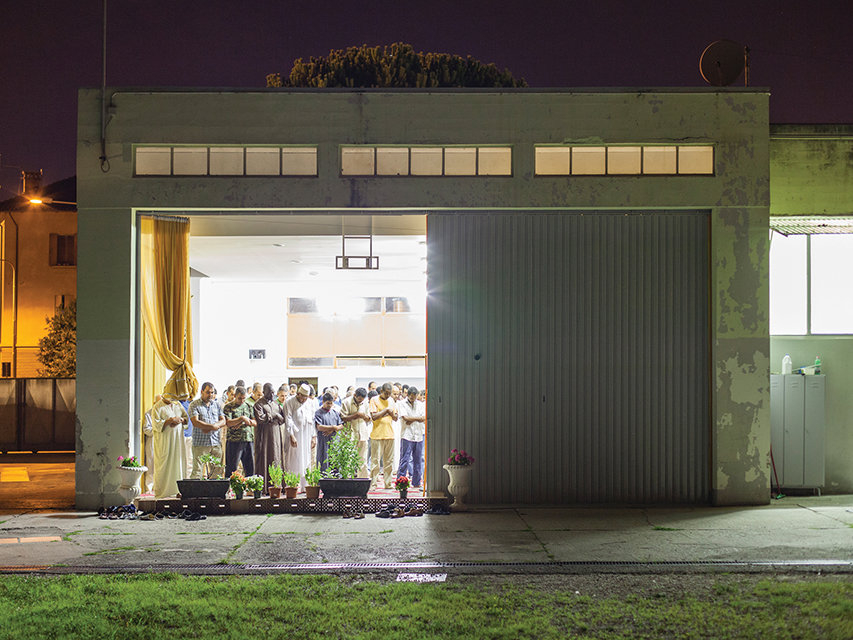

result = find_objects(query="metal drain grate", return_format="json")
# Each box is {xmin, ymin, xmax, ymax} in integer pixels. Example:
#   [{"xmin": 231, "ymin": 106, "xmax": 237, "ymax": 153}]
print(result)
[{"xmin": 2, "ymin": 560, "xmax": 852, "ymax": 575}]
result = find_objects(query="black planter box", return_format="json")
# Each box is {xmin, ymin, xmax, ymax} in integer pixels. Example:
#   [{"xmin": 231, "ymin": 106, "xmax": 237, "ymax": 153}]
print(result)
[
  {"xmin": 318, "ymin": 478, "xmax": 371, "ymax": 498},
  {"xmin": 177, "ymin": 479, "xmax": 230, "ymax": 499}
]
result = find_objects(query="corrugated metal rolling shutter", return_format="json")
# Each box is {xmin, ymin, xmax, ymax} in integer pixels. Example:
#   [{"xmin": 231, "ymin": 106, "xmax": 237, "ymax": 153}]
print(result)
[{"xmin": 426, "ymin": 212, "xmax": 709, "ymax": 504}]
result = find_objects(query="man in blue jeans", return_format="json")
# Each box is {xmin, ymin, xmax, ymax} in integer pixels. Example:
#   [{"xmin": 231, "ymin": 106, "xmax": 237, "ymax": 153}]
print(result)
[{"xmin": 397, "ymin": 387, "xmax": 426, "ymax": 488}]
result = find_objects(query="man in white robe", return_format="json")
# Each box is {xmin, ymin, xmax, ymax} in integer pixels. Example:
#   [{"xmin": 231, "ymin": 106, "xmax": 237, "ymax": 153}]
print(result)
[
  {"xmin": 151, "ymin": 394, "xmax": 189, "ymax": 499},
  {"xmin": 283, "ymin": 383, "xmax": 315, "ymax": 491}
]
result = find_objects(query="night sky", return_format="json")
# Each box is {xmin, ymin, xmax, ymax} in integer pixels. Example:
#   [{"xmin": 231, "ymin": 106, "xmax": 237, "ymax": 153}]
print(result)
[{"xmin": 1, "ymin": 0, "xmax": 851, "ymax": 191}]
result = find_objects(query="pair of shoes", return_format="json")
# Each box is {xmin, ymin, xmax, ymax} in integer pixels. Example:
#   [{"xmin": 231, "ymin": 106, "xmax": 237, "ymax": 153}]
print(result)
[
  {"xmin": 185, "ymin": 512, "xmax": 206, "ymax": 521},
  {"xmin": 375, "ymin": 508, "xmax": 391, "ymax": 518},
  {"xmin": 353, "ymin": 510, "xmax": 365, "ymax": 520},
  {"xmin": 342, "ymin": 507, "xmax": 354, "ymax": 519},
  {"xmin": 140, "ymin": 513, "xmax": 156, "ymax": 521},
  {"xmin": 390, "ymin": 507, "xmax": 405, "ymax": 518},
  {"xmin": 426, "ymin": 504, "xmax": 451, "ymax": 515},
  {"xmin": 405, "ymin": 506, "xmax": 423, "ymax": 517}
]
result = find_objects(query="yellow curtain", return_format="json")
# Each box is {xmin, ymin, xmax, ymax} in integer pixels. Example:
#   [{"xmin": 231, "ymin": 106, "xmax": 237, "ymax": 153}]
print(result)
[
  {"xmin": 139, "ymin": 215, "xmax": 198, "ymax": 402},
  {"xmin": 139, "ymin": 327, "xmax": 168, "ymax": 467}
]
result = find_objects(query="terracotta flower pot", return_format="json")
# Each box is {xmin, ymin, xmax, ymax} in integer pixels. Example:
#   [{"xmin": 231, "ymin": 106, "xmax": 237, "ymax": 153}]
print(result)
[
  {"xmin": 305, "ymin": 485, "xmax": 320, "ymax": 500},
  {"xmin": 269, "ymin": 486, "xmax": 282, "ymax": 499},
  {"xmin": 284, "ymin": 486, "xmax": 298, "ymax": 499}
]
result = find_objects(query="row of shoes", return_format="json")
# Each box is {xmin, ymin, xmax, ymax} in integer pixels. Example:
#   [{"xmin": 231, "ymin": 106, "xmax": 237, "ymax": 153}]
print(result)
[
  {"xmin": 138, "ymin": 509, "xmax": 207, "ymax": 521},
  {"xmin": 97, "ymin": 504, "xmax": 138, "ymax": 520},
  {"xmin": 375, "ymin": 505, "xmax": 423, "ymax": 518},
  {"xmin": 341, "ymin": 507, "xmax": 365, "ymax": 519}
]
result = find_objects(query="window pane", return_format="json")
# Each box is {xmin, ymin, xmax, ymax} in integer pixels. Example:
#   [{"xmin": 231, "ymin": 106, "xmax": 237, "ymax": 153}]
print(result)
[
  {"xmin": 811, "ymin": 235, "xmax": 853, "ymax": 333},
  {"xmin": 341, "ymin": 147, "xmax": 375, "ymax": 175},
  {"xmin": 477, "ymin": 147, "xmax": 512, "ymax": 175},
  {"xmin": 136, "ymin": 147, "xmax": 171, "ymax": 175},
  {"xmin": 376, "ymin": 147, "xmax": 409, "ymax": 176},
  {"xmin": 282, "ymin": 147, "xmax": 317, "ymax": 176},
  {"xmin": 607, "ymin": 146, "xmax": 641, "ymax": 174},
  {"xmin": 444, "ymin": 147, "xmax": 476, "ymax": 175},
  {"xmin": 679, "ymin": 146, "xmax": 714, "ymax": 174},
  {"xmin": 535, "ymin": 147, "xmax": 570, "ymax": 175},
  {"xmin": 571, "ymin": 147, "xmax": 606, "ymax": 175},
  {"xmin": 769, "ymin": 233, "xmax": 807, "ymax": 335},
  {"xmin": 172, "ymin": 147, "xmax": 208, "ymax": 175},
  {"xmin": 246, "ymin": 148, "xmax": 280, "ymax": 175},
  {"xmin": 643, "ymin": 146, "xmax": 677, "ymax": 174},
  {"xmin": 410, "ymin": 147, "xmax": 443, "ymax": 175},
  {"xmin": 209, "ymin": 147, "xmax": 244, "ymax": 175}
]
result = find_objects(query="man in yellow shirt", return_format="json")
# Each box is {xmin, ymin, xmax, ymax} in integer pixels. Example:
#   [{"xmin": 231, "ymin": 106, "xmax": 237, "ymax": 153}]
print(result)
[{"xmin": 369, "ymin": 383, "xmax": 398, "ymax": 489}]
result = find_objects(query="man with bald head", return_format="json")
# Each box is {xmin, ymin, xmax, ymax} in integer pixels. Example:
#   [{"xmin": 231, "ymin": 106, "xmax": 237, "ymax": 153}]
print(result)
[{"xmin": 253, "ymin": 382, "xmax": 284, "ymax": 493}]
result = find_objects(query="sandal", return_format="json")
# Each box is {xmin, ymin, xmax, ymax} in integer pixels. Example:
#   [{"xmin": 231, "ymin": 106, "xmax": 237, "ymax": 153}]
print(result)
[
  {"xmin": 390, "ymin": 508, "xmax": 405, "ymax": 518},
  {"xmin": 353, "ymin": 510, "xmax": 365, "ymax": 520},
  {"xmin": 375, "ymin": 508, "xmax": 391, "ymax": 518}
]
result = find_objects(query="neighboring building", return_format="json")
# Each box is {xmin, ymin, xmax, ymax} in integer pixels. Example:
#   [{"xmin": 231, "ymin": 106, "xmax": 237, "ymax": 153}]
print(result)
[
  {"xmin": 76, "ymin": 87, "xmax": 771, "ymax": 510},
  {"xmin": 769, "ymin": 124, "xmax": 853, "ymax": 494},
  {"xmin": 0, "ymin": 174, "xmax": 77, "ymax": 378}
]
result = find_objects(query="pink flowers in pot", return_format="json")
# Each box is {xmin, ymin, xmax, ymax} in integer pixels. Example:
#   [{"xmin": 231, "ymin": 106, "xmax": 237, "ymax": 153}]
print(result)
[{"xmin": 447, "ymin": 449, "xmax": 474, "ymax": 465}]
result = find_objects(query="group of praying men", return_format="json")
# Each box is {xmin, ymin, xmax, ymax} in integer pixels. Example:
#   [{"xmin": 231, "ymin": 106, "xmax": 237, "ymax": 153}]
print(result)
[{"xmin": 144, "ymin": 380, "xmax": 427, "ymax": 500}]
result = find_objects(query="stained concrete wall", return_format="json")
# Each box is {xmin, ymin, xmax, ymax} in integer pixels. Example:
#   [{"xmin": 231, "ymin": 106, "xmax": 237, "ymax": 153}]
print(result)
[
  {"xmin": 769, "ymin": 125, "xmax": 853, "ymax": 493},
  {"xmin": 77, "ymin": 88, "xmax": 769, "ymax": 508}
]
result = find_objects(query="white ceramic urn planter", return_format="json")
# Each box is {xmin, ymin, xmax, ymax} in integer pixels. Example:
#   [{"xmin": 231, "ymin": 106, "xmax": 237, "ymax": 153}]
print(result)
[
  {"xmin": 116, "ymin": 466, "xmax": 147, "ymax": 505},
  {"xmin": 443, "ymin": 463, "xmax": 473, "ymax": 511}
]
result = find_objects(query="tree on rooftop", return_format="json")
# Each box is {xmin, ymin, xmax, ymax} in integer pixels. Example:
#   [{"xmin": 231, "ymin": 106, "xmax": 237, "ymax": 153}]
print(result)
[
  {"xmin": 266, "ymin": 43, "xmax": 527, "ymax": 88},
  {"xmin": 37, "ymin": 299, "xmax": 76, "ymax": 378}
]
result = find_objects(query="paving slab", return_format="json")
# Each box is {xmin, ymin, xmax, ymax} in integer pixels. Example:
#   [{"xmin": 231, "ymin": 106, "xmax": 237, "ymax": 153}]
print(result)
[{"xmin": 0, "ymin": 496, "xmax": 851, "ymax": 572}]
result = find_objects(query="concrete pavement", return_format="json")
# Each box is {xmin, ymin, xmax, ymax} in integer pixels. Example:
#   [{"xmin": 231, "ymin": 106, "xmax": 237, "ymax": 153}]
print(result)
[{"xmin": 1, "ymin": 495, "xmax": 851, "ymax": 573}]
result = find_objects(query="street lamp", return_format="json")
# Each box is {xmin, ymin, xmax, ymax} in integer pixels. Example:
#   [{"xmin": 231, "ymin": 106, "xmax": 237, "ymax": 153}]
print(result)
[{"xmin": 28, "ymin": 197, "xmax": 76, "ymax": 206}]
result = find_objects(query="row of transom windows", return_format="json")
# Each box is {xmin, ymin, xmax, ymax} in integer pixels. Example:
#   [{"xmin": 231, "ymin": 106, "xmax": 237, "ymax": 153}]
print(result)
[{"xmin": 135, "ymin": 144, "xmax": 715, "ymax": 177}]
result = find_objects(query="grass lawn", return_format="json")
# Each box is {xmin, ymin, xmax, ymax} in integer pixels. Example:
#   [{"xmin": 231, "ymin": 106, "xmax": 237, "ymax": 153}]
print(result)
[{"xmin": 0, "ymin": 573, "xmax": 851, "ymax": 639}]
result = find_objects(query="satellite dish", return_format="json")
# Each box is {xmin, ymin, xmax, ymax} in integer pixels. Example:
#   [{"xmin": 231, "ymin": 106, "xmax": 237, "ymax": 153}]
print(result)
[{"xmin": 700, "ymin": 39, "xmax": 748, "ymax": 86}]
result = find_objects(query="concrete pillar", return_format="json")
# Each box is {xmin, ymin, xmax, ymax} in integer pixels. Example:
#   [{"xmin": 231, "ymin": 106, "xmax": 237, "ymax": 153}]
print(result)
[
  {"xmin": 711, "ymin": 206, "xmax": 771, "ymax": 505},
  {"xmin": 75, "ymin": 208, "xmax": 136, "ymax": 510}
]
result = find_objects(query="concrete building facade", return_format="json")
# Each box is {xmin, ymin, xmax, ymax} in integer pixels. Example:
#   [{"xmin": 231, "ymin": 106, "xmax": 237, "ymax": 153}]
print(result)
[{"xmin": 76, "ymin": 88, "xmax": 770, "ymax": 509}]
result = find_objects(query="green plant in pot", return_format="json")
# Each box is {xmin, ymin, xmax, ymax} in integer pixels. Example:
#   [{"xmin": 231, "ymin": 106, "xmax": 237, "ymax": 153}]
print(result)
[
  {"xmin": 268, "ymin": 463, "xmax": 284, "ymax": 499},
  {"xmin": 176, "ymin": 454, "xmax": 229, "ymax": 499},
  {"xmin": 245, "ymin": 474, "xmax": 265, "ymax": 499},
  {"xmin": 229, "ymin": 471, "xmax": 247, "ymax": 499},
  {"xmin": 304, "ymin": 465, "xmax": 322, "ymax": 500},
  {"xmin": 197, "ymin": 453, "xmax": 223, "ymax": 480},
  {"xmin": 283, "ymin": 471, "xmax": 301, "ymax": 499},
  {"xmin": 319, "ymin": 433, "xmax": 370, "ymax": 498}
]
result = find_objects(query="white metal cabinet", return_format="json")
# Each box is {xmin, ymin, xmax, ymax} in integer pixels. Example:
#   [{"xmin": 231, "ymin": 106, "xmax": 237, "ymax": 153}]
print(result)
[{"xmin": 769, "ymin": 374, "xmax": 825, "ymax": 490}]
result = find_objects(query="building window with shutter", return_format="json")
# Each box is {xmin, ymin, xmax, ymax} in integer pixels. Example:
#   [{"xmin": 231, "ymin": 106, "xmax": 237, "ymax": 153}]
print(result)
[{"xmin": 49, "ymin": 234, "xmax": 77, "ymax": 266}]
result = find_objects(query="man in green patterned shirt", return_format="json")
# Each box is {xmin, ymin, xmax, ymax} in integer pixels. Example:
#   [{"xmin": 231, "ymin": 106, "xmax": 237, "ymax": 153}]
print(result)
[{"xmin": 223, "ymin": 386, "xmax": 256, "ymax": 477}]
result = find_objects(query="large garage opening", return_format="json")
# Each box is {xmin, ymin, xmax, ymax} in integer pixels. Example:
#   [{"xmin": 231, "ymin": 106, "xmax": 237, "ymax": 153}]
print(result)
[{"xmin": 139, "ymin": 212, "xmax": 428, "ymax": 494}]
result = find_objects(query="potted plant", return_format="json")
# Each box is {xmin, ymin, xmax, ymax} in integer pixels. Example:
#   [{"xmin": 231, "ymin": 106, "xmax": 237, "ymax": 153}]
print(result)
[
  {"xmin": 116, "ymin": 455, "xmax": 147, "ymax": 504},
  {"xmin": 268, "ymin": 463, "xmax": 284, "ymax": 499},
  {"xmin": 177, "ymin": 454, "xmax": 230, "ymax": 499},
  {"xmin": 283, "ymin": 471, "xmax": 300, "ymax": 499},
  {"xmin": 443, "ymin": 448, "xmax": 475, "ymax": 510},
  {"xmin": 245, "ymin": 474, "xmax": 265, "ymax": 499},
  {"xmin": 318, "ymin": 432, "xmax": 371, "ymax": 498},
  {"xmin": 394, "ymin": 475, "xmax": 410, "ymax": 500},
  {"xmin": 304, "ymin": 466, "xmax": 322, "ymax": 500},
  {"xmin": 229, "ymin": 471, "xmax": 247, "ymax": 499}
]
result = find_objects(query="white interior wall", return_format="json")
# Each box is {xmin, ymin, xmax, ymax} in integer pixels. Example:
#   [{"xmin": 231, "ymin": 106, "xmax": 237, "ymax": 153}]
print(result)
[{"xmin": 194, "ymin": 278, "xmax": 425, "ymax": 394}]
